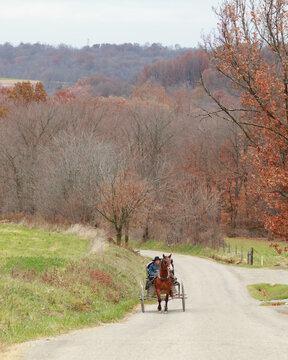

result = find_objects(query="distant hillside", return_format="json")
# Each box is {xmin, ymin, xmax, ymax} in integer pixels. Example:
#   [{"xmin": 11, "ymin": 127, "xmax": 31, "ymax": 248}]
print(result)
[
  {"xmin": 0, "ymin": 42, "xmax": 192, "ymax": 94},
  {"xmin": 137, "ymin": 49, "xmax": 209, "ymax": 88}
]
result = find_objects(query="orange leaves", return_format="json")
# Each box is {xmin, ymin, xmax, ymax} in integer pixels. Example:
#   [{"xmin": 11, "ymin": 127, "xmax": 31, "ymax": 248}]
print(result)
[
  {"xmin": 269, "ymin": 241, "xmax": 288, "ymax": 254},
  {"xmin": 7, "ymin": 81, "xmax": 47, "ymax": 105},
  {"xmin": 0, "ymin": 106, "xmax": 7, "ymax": 118},
  {"xmin": 206, "ymin": 0, "xmax": 288, "ymax": 242},
  {"xmin": 53, "ymin": 87, "xmax": 76, "ymax": 103}
]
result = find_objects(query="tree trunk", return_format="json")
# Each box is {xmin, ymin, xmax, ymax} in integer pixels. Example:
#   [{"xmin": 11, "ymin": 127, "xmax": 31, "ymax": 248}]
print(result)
[
  {"xmin": 142, "ymin": 224, "xmax": 149, "ymax": 242},
  {"xmin": 116, "ymin": 226, "xmax": 122, "ymax": 246},
  {"xmin": 124, "ymin": 222, "xmax": 129, "ymax": 247}
]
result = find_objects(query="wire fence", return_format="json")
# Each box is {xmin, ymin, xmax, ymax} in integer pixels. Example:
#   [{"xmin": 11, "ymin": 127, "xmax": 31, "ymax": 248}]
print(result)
[{"xmin": 218, "ymin": 239, "xmax": 259, "ymax": 265}]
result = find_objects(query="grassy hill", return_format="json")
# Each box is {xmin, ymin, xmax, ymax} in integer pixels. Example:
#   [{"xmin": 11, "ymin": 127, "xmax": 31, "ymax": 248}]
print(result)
[{"xmin": 0, "ymin": 224, "xmax": 147, "ymax": 348}]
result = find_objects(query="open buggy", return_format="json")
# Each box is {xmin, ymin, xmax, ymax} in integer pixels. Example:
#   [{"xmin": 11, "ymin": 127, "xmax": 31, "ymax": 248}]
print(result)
[{"xmin": 139, "ymin": 256, "xmax": 186, "ymax": 312}]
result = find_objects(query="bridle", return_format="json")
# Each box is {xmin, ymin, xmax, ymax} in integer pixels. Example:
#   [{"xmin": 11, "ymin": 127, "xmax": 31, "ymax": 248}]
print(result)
[{"xmin": 156, "ymin": 257, "xmax": 171, "ymax": 281}]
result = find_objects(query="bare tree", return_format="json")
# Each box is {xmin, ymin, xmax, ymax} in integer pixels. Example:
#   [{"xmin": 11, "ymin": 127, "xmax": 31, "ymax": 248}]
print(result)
[
  {"xmin": 93, "ymin": 152, "xmax": 152, "ymax": 245},
  {"xmin": 0, "ymin": 103, "xmax": 61, "ymax": 213},
  {"xmin": 125, "ymin": 100, "xmax": 178, "ymax": 240},
  {"xmin": 38, "ymin": 132, "xmax": 112, "ymax": 222}
]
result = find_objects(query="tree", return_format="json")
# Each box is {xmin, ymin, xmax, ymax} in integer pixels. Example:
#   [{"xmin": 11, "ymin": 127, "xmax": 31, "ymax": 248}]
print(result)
[
  {"xmin": 39, "ymin": 133, "xmax": 111, "ymax": 223},
  {"xmin": 0, "ymin": 103, "xmax": 60, "ymax": 213},
  {"xmin": 94, "ymin": 155, "xmax": 152, "ymax": 245},
  {"xmin": 7, "ymin": 81, "xmax": 47, "ymax": 105},
  {"xmin": 203, "ymin": 0, "xmax": 288, "ymax": 244},
  {"xmin": 126, "ymin": 92, "xmax": 177, "ymax": 241}
]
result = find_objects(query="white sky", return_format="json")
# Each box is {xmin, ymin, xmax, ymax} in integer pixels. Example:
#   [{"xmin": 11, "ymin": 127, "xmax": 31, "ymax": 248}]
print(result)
[{"xmin": 0, "ymin": 0, "xmax": 221, "ymax": 48}]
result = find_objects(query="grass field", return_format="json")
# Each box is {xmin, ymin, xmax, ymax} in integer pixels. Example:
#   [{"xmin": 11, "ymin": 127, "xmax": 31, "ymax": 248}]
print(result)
[
  {"xmin": 224, "ymin": 237, "xmax": 288, "ymax": 267},
  {"xmin": 0, "ymin": 78, "xmax": 39, "ymax": 87},
  {"xmin": 0, "ymin": 224, "xmax": 147, "ymax": 346},
  {"xmin": 134, "ymin": 237, "xmax": 288, "ymax": 268},
  {"xmin": 247, "ymin": 283, "xmax": 288, "ymax": 301}
]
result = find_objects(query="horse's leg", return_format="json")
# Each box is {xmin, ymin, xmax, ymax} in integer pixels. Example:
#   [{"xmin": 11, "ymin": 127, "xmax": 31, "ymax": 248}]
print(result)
[
  {"xmin": 156, "ymin": 288, "xmax": 161, "ymax": 311},
  {"xmin": 164, "ymin": 292, "xmax": 169, "ymax": 312}
]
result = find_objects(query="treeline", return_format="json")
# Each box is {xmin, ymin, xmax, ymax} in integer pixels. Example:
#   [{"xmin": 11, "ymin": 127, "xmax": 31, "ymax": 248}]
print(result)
[
  {"xmin": 0, "ymin": 81, "xmax": 268, "ymax": 247},
  {"xmin": 51, "ymin": 49, "xmax": 213, "ymax": 98},
  {"xmin": 138, "ymin": 50, "xmax": 210, "ymax": 88},
  {"xmin": 0, "ymin": 42, "xmax": 191, "ymax": 94}
]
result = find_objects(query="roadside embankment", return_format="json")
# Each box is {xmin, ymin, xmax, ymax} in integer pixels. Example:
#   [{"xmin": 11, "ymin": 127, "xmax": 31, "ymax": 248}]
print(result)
[{"xmin": 0, "ymin": 224, "xmax": 147, "ymax": 348}]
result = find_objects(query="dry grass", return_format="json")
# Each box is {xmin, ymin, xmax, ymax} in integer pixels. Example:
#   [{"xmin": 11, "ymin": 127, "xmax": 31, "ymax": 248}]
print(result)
[
  {"xmin": 0, "ymin": 213, "xmax": 70, "ymax": 232},
  {"xmin": 0, "ymin": 78, "xmax": 39, "ymax": 88},
  {"xmin": 0, "ymin": 342, "xmax": 30, "ymax": 360},
  {"xmin": 64, "ymin": 224, "xmax": 107, "ymax": 253}
]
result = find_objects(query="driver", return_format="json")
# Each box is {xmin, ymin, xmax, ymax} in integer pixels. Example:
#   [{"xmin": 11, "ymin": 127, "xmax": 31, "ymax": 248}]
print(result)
[{"xmin": 148, "ymin": 256, "xmax": 161, "ymax": 279}]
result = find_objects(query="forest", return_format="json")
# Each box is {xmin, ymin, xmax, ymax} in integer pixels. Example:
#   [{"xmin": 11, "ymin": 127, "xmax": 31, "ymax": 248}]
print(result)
[
  {"xmin": 0, "ymin": 0, "xmax": 287, "ymax": 250},
  {"xmin": 0, "ymin": 42, "xmax": 191, "ymax": 94}
]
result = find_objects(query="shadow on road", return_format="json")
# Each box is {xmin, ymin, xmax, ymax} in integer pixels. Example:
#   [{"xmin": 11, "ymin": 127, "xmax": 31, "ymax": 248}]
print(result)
[{"xmin": 138, "ymin": 308, "xmax": 190, "ymax": 314}]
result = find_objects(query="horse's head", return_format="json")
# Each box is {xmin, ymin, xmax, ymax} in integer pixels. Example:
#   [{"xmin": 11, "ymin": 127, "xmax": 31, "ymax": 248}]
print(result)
[{"xmin": 162, "ymin": 253, "xmax": 172, "ymax": 271}]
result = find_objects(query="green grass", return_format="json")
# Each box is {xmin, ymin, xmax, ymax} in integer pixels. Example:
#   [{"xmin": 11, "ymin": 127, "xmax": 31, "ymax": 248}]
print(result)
[
  {"xmin": 247, "ymin": 283, "xmax": 288, "ymax": 301},
  {"xmin": 224, "ymin": 237, "xmax": 288, "ymax": 267},
  {"xmin": 0, "ymin": 225, "xmax": 88, "ymax": 258},
  {"xmin": 0, "ymin": 225, "xmax": 147, "ymax": 346},
  {"xmin": 134, "ymin": 237, "xmax": 288, "ymax": 268}
]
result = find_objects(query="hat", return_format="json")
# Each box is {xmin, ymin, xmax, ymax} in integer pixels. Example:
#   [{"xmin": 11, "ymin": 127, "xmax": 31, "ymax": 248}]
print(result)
[{"xmin": 153, "ymin": 256, "xmax": 161, "ymax": 261}]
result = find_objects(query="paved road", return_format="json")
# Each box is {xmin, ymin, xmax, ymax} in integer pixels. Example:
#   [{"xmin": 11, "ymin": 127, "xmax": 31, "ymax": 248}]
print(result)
[{"xmin": 22, "ymin": 251, "xmax": 288, "ymax": 360}]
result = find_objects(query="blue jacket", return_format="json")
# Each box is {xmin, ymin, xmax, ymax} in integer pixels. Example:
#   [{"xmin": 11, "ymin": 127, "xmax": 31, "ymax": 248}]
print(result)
[{"xmin": 148, "ymin": 262, "xmax": 160, "ymax": 278}]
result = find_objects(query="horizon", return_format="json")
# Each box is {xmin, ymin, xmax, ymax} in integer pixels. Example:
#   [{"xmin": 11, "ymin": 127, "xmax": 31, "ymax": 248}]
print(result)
[
  {"xmin": 0, "ymin": 0, "xmax": 219, "ymax": 49},
  {"xmin": 0, "ymin": 41, "xmax": 196, "ymax": 50}
]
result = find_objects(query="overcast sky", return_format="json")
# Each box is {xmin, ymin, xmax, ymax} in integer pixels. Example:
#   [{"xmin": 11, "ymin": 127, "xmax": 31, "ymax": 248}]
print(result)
[{"xmin": 0, "ymin": 0, "xmax": 221, "ymax": 48}]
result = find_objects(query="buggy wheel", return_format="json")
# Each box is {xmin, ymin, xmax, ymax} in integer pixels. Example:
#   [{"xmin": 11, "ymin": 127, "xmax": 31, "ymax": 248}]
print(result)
[
  {"xmin": 181, "ymin": 281, "xmax": 185, "ymax": 312},
  {"xmin": 140, "ymin": 282, "xmax": 145, "ymax": 313}
]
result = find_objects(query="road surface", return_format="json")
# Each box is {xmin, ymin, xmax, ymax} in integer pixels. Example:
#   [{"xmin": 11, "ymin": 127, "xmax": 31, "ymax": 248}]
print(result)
[{"xmin": 22, "ymin": 250, "xmax": 288, "ymax": 360}]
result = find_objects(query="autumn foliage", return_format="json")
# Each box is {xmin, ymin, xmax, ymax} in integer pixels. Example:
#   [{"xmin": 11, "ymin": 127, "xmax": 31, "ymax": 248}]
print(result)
[
  {"xmin": 0, "ymin": 2, "xmax": 286, "ymax": 248},
  {"xmin": 204, "ymin": 0, "xmax": 288, "ymax": 246},
  {"xmin": 139, "ymin": 50, "xmax": 209, "ymax": 88},
  {"xmin": 7, "ymin": 81, "xmax": 47, "ymax": 105}
]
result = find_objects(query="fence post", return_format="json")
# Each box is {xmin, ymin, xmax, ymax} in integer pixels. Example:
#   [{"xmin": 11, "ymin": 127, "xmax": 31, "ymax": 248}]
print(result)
[
  {"xmin": 247, "ymin": 251, "xmax": 250, "ymax": 265},
  {"xmin": 250, "ymin": 247, "xmax": 254, "ymax": 265}
]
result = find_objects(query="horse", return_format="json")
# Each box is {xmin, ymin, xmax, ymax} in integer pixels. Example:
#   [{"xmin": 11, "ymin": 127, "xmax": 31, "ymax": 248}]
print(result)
[{"xmin": 154, "ymin": 253, "xmax": 174, "ymax": 312}]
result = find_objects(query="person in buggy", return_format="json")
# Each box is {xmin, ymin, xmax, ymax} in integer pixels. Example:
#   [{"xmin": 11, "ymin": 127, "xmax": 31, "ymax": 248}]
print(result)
[
  {"xmin": 145, "ymin": 256, "xmax": 175, "ymax": 290},
  {"xmin": 148, "ymin": 256, "xmax": 161, "ymax": 279}
]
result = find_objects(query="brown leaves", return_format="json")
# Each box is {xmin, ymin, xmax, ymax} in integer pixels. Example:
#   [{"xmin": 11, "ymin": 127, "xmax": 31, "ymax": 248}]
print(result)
[
  {"xmin": 89, "ymin": 269, "xmax": 112, "ymax": 286},
  {"xmin": 7, "ymin": 81, "xmax": 47, "ymax": 105},
  {"xmin": 205, "ymin": 0, "xmax": 288, "ymax": 242}
]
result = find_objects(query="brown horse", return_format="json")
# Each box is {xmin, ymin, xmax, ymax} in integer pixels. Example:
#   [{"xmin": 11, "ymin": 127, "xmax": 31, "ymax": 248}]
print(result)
[{"xmin": 154, "ymin": 254, "xmax": 174, "ymax": 312}]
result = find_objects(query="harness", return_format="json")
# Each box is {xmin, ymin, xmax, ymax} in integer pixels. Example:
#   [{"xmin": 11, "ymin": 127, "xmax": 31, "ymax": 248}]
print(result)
[
  {"xmin": 156, "ymin": 269, "xmax": 171, "ymax": 281},
  {"xmin": 155, "ymin": 258, "xmax": 172, "ymax": 281}
]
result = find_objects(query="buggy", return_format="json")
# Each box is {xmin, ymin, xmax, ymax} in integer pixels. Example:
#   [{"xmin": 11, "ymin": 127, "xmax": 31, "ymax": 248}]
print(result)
[{"xmin": 139, "ymin": 260, "xmax": 186, "ymax": 312}]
